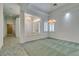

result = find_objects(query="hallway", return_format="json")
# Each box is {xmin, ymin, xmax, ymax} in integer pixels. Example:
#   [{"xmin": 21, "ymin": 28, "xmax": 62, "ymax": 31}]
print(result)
[{"xmin": 3, "ymin": 36, "xmax": 19, "ymax": 47}]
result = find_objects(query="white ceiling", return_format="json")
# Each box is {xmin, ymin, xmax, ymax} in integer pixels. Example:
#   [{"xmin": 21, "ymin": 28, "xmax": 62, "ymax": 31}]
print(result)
[
  {"xmin": 4, "ymin": 3, "xmax": 20, "ymax": 16},
  {"xmin": 3, "ymin": 3, "xmax": 68, "ymax": 16},
  {"xmin": 28, "ymin": 3, "xmax": 66, "ymax": 13}
]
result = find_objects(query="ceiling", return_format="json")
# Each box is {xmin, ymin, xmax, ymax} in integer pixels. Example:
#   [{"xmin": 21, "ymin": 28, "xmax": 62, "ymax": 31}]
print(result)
[
  {"xmin": 3, "ymin": 3, "xmax": 67, "ymax": 16},
  {"xmin": 28, "ymin": 3, "xmax": 66, "ymax": 13},
  {"xmin": 4, "ymin": 3, "xmax": 20, "ymax": 16}
]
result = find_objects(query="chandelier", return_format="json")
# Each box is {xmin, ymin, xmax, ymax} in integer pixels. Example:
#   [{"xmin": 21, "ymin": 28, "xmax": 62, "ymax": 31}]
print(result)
[{"xmin": 48, "ymin": 19, "xmax": 56, "ymax": 24}]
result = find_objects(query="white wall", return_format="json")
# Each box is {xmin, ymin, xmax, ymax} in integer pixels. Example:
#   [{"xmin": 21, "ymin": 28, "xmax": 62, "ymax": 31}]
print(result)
[
  {"xmin": 15, "ymin": 17, "xmax": 21, "ymax": 39},
  {"xmin": 26, "ymin": 10, "xmax": 48, "ymax": 41},
  {"xmin": 19, "ymin": 10, "xmax": 25, "ymax": 43},
  {"xmin": 27, "ymin": 8, "xmax": 48, "ymax": 33},
  {"xmin": 49, "ymin": 4, "xmax": 79, "ymax": 43},
  {"xmin": 20, "ymin": 5, "xmax": 48, "ymax": 43},
  {"xmin": 0, "ymin": 4, "xmax": 3, "ymax": 48},
  {"xmin": 22, "ymin": 5, "xmax": 49, "ymax": 33},
  {"xmin": 25, "ymin": 16, "xmax": 33, "ymax": 34},
  {"xmin": 3, "ymin": 18, "xmax": 7, "ymax": 37}
]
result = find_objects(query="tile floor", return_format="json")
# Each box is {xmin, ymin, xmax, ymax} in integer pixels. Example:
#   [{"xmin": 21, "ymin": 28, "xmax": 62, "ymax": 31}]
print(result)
[
  {"xmin": 0, "ymin": 37, "xmax": 79, "ymax": 56},
  {"xmin": 0, "ymin": 36, "xmax": 28, "ymax": 56}
]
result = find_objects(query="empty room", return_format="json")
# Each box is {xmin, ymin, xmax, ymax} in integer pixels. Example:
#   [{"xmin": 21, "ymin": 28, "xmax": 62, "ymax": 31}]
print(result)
[{"xmin": 0, "ymin": 3, "xmax": 79, "ymax": 56}]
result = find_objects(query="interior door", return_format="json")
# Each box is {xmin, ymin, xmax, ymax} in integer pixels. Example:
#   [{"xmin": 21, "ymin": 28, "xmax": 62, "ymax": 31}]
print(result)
[{"xmin": 7, "ymin": 24, "xmax": 13, "ymax": 34}]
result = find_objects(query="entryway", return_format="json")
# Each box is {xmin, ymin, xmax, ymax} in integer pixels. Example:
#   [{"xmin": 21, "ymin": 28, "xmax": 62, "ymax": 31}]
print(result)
[
  {"xmin": 3, "ymin": 16, "xmax": 19, "ymax": 47},
  {"xmin": 7, "ymin": 24, "xmax": 15, "ymax": 37}
]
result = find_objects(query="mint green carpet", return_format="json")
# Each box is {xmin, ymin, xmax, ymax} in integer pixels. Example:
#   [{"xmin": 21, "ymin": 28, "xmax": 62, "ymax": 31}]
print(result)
[{"xmin": 0, "ymin": 37, "xmax": 79, "ymax": 56}]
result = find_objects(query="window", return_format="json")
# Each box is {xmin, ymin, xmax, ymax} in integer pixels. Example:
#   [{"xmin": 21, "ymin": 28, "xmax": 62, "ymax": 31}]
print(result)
[
  {"xmin": 44, "ymin": 22, "xmax": 48, "ymax": 32},
  {"xmin": 49, "ymin": 24, "xmax": 55, "ymax": 32},
  {"xmin": 44, "ymin": 22, "xmax": 55, "ymax": 32},
  {"xmin": 48, "ymin": 19, "xmax": 56, "ymax": 32}
]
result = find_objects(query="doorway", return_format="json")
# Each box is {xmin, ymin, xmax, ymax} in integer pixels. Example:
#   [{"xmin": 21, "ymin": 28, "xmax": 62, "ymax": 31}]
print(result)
[{"xmin": 7, "ymin": 24, "xmax": 15, "ymax": 36}]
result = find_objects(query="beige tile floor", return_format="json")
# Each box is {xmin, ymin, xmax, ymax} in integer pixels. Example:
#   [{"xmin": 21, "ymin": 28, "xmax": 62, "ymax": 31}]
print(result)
[
  {"xmin": 3, "ymin": 37, "xmax": 19, "ymax": 47},
  {"xmin": 0, "ymin": 36, "xmax": 79, "ymax": 56},
  {"xmin": 0, "ymin": 36, "xmax": 28, "ymax": 56}
]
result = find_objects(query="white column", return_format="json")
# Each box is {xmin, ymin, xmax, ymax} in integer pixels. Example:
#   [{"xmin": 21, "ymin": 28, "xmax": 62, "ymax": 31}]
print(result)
[
  {"xmin": 40, "ymin": 19, "xmax": 44, "ymax": 33},
  {"xmin": 19, "ymin": 10, "xmax": 25, "ymax": 43},
  {"xmin": 0, "ymin": 4, "xmax": 3, "ymax": 48},
  {"xmin": 15, "ymin": 17, "xmax": 21, "ymax": 39}
]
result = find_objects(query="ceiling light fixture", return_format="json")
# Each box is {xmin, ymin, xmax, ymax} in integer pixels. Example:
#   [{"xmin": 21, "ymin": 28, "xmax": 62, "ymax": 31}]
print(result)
[
  {"xmin": 65, "ymin": 13, "xmax": 70, "ymax": 19},
  {"xmin": 48, "ymin": 19, "xmax": 56, "ymax": 24},
  {"xmin": 53, "ymin": 3, "xmax": 57, "ymax": 6},
  {"xmin": 66, "ymin": 13, "xmax": 70, "ymax": 17}
]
